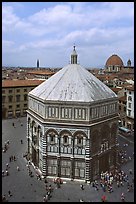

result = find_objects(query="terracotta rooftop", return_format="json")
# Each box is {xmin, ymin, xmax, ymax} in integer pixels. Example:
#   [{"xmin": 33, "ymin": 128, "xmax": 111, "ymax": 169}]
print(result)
[
  {"xmin": 111, "ymin": 87, "xmax": 122, "ymax": 93},
  {"xmin": 27, "ymin": 71, "xmax": 55, "ymax": 75},
  {"xmin": 105, "ymin": 54, "xmax": 124, "ymax": 67},
  {"xmin": 126, "ymin": 85, "xmax": 134, "ymax": 91},
  {"xmin": 2, "ymin": 79, "xmax": 44, "ymax": 88},
  {"xmin": 119, "ymin": 95, "xmax": 127, "ymax": 102}
]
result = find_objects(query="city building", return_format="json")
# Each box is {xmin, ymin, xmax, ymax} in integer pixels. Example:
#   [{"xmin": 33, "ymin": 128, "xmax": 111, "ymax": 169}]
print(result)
[
  {"xmin": 105, "ymin": 54, "xmax": 133, "ymax": 74},
  {"xmin": 105, "ymin": 54, "xmax": 124, "ymax": 73},
  {"xmin": 27, "ymin": 71, "xmax": 55, "ymax": 80},
  {"xmin": 37, "ymin": 59, "xmax": 40, "ymax": 68},
  {"xmin": 27, "ymin": 47, "xmax": 119, "ymax": 182},
  {"xmin": 126, "ymin": 86, "xmax": 134, "ymax": 130},
  {"xmin": 118, "ymin": 95, "xmax": 127, "ymax": 127},
  {"xmin": 2, "ymin": 79, "xmax": 44, "ymax": 119}
]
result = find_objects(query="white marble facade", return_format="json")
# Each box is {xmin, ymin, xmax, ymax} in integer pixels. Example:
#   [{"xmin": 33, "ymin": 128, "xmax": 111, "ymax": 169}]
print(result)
[{"xmin": 27, "ymin": 47, "xmax": 118, "ymax": 182}]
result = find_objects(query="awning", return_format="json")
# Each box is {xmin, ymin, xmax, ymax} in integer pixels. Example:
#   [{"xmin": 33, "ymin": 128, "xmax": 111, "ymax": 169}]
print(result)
[
  {"xmin": 127, "ymin": 122, "xmax": 131, "ymax": 124},
  {"xmin": 16, "ymin": 111, "xmax": 21, "ymax": 113}
]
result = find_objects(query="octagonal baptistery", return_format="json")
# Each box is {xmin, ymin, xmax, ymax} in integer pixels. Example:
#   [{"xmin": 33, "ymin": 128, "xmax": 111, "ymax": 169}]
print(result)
[{"xmin": 27, "ymin": 46, "xmax": 119, "ymax": 182}]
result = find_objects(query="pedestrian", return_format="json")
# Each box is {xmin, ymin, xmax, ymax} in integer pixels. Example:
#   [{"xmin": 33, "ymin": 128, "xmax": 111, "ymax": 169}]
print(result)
[
  {"xmin": 9, "ymin": 156, "xmax": 12, "ymax": 162},
  {"xmin": 21, "ymin": 139, "xmax": 23, "ymax": 144},
  {"xmin": 44, "ymin": 178, "xmax": 48, "ymax": 183},
  {"xmin": 8, "ymin": 190, "xmax": 12, "ymax": 197},
  {"xmin": 2, "ymin": 170, "xmax": 4, "ymax": 177},
  {"xmin": 17, "ymin": 166, "xmax": 20, "ymax": 171},
  {"xmin": 6, "ymin": 163, "xmax": 9, "ymax": 169},
  {"xmin": 43, "ymin": 195, "xmax": 47, "ymax": 202},
  {"xmin": 5, "ymin": 170, "xmax": 9, "ymax": 176},
  {"xmin": 49, "ymin": 184, "xmax": 52, "ymax": 193},
  {"xmin": 13, "ymin": 155, "xmax": 16, "ymax": 161},
  {"xmin": 2, "ymin": 195, "xmax": 7, "ymax": 202},
  {"xmin": 7, "ymin": 140, "xmax": 10, "ymax": 145},
  {"xmin": 101, "ymin": 195, "xmax": 106, "ymax": 202},
  {"xmin": 12, "ymin": 122, "xmax": 14, "ymax": 127},
  {"xmin": 121, "ymin": 193, "xmax": 125, "ymax": 202},
  {"xmin": 80, "ymin": 184, "xmax": 84, "ymax": 190},
  {"xmin": 129, "ymin": 169, "xmax": 133, "ymax": 174},
  {"xmin": 127, "ymin": 186, "xmax": 130, "ymax": 192}
]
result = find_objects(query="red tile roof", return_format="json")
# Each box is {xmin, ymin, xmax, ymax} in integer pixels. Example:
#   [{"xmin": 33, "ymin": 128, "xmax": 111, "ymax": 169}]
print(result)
[
  {"xmin": 126, "ymin": 85, "xmax": 134, "ymax": 91},
  {"xmin": 119, "ymin": 95, "xmax": 127, "ymax": 102},
  {"xmin": 2, "ymin": 79, "xmax": 44, "ymax": 88},
  {"xmin": 27, "ymin": 71, "xmax": 55, "ymax": 75},
  {"xmin": 111, "ymin": 87, "xmax": 122, "ymax": 93}
]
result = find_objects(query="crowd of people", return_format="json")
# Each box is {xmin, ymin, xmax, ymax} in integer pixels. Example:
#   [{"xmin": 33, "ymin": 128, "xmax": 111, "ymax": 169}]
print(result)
[{"xmin": 2, "ymin": 119, "xmax": 134, "ymax": 202}]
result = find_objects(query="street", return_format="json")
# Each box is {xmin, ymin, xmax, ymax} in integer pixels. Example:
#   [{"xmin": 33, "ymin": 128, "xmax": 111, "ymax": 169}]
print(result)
[{"xmin": 2, "ymin": 117, "xmax": 134, "ymax": 202}]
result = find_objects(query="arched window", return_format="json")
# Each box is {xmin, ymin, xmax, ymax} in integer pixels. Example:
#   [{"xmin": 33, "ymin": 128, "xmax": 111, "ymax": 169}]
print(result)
[
  {"xmin": 77, "ymin": 137, "xmax": 83, "ymax": 146},
  {"xmin": 50, "ymin": 133, "xmax": 55, "ymax": 144},
  {"xmin": 60, "ymin": 130, "xmax": 72, "ymax": 146},
  {"xmin": 63, "ymin": 135, "xmax": 68, "ymax": 145}
]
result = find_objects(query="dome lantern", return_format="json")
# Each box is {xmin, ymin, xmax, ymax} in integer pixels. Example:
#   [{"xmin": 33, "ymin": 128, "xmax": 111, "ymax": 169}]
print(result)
[{"xmin": 71, "ymin": 45, "xmax": 78, "ymax": 64}]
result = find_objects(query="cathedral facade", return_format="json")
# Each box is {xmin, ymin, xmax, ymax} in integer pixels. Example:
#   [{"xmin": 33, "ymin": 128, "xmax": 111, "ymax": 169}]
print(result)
[{"xmin": 27, "ymin": 47, "xmax": 119, "ymax": 182}]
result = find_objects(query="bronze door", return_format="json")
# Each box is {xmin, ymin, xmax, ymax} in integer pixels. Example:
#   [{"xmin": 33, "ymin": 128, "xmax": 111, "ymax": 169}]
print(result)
[{"xmin": 99, "ymin": 153, "xmax": 109, "ymax": 173}]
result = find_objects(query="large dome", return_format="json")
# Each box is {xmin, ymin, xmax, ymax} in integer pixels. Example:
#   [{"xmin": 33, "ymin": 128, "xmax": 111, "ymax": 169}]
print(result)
[
  {"xmin": 105, "ymin": 54, "xmax": 124, "ymax": 67},
  {"xmin": 29, "ymin": 47, "xmax": 117, "ymax": 103},
  {"xmin": 29, "ymin": 63, "xmax": 117, "ymax": 103}
]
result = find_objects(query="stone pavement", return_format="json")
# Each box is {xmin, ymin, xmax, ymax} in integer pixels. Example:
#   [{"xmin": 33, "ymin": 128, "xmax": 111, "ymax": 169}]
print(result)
[{"xmin": 2, "ymin": 117, "xmax": 134, "ymax": 202}]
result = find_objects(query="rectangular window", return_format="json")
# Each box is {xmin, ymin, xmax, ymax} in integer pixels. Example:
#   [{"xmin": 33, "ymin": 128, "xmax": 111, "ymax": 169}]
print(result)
[
  {"xmin": 16, "ymin": 89, "xmax": 20, "ymax": 93},
  {"xmin": 2, "ymin": 96, "xmax": 6, "ymax": 103},
  {"xmin": 124, "ymin": 107, "xmax": 126, "ymax": 112},
  {"xmin": 55, "ymin": 107, "xmax": 58, "ymax": 118},
  {"xmin": 9, "ymin": 89, "xmax": 12, "ymax": 93},
  {"xmin": 16, "ymin": 104, "xmax": 20, "ymax": 108},
  {"xmin": 8, "ymin": 95, "xmax": 13, "ymax": 103},
  {"xmin": 9, "ymin": 105, "xmax": 12, "ymax": 109},
  {"xmin": 128, "ymin": 103, "xmax": 131, "ymax": 108},
  {"xmin": 82, "ymin": 109, "xmax": 85, "ymax": 119},
  {"xmin": 78, "ymin": 109, "xmax": 81, "ymax": 118},
  {"xmin": 128, "ymin": 110, "xmax": 131, "ymax": 117},
  {"xmin": 129, "ymin": 91, "xmax": 131, "ymax": 95},
  {"xmin": 65, "ymin": 108, "xmax": 68, "ymax": 118},
  {"xmin": 52, "ymin": 107, "xmax": 55, "ymax": 115},
  {"xmin": 24, "ymin": 104, "xmax": 27, "ymax": 107},
  {"xmin": 16, "ymin": 95, "xmax": 20, "ymax": 102},
  {"xmin": 2, "ymin": 90, "xmax": 5, "ymax": 94},
  {"xmin": 75, "ymin": 109, "xmax": 78, "ymax": 119},
  {"xmin": 68, "ymin": 108, "xmax": 72, "ymax": 119},
  {"xmin": 48, "ymin": 107, "xmax": 52, "ymax": 117},
  {"xmin": 61, "ymin": 108, "xmax": 65, "ymax": 118},
  {"xmin": 24, "ymin": 94, "xmax": 27, "ymax": 101},
  {"xmin": 24, "ymin": 88, "xmax": 27, "ymax": 92}
]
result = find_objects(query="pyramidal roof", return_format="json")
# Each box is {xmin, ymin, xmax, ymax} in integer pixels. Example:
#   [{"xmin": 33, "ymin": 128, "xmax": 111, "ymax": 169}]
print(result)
[{"xmin": 29, "ymin": 47, "xmax": 117, "ymax": 103}]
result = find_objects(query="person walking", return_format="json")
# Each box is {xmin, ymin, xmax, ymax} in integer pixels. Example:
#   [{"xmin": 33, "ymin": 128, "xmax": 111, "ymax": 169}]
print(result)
[
  {"xmin": 17, "ymin": 166, "xmax": 20, "ymax": 171},
  {"xmin": 6, "ymin": 163, "xmax": 9, "ymax": 169},
  {"xmin": 80, "ymin": 184, "xmax": 84, "ymax": 190},
  {"xmin": 2, "ymin": 170, "xmax": 4, "ymax": 177},
  {"xmin": 121, "ymin": 193, "xmax": 125, "ymax": 202},
  {"xmin": 101, "ymin": 195, "xmax": 106, "ymax": 202},
  {"xmin": 8, "ymin": 190, "xmax": 12, "ymax": 197}
]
